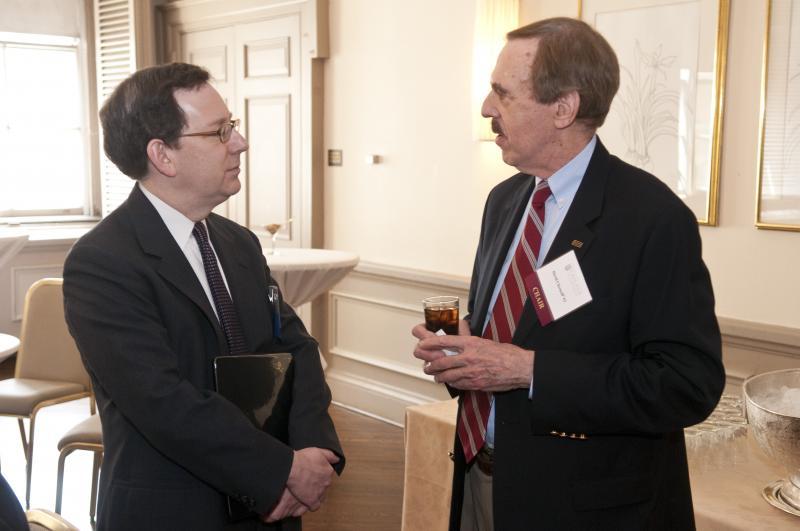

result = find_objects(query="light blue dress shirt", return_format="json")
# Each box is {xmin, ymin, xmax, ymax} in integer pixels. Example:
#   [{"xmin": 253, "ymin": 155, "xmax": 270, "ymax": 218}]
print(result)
[{"xmin": 483, "ymin": 136, "xmax": 596, "ymax": 447}]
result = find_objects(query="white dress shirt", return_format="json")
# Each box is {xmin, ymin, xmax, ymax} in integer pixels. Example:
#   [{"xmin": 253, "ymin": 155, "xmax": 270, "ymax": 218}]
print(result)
[{"xmin": 139, "ymin": 184, "xmax": 232, "ymax": 320}]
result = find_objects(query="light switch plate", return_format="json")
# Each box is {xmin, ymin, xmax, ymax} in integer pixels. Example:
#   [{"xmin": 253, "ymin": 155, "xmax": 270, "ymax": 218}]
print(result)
[{"xmin": 328, "ymin": 149, "xmax": 343, "ymax": 166}]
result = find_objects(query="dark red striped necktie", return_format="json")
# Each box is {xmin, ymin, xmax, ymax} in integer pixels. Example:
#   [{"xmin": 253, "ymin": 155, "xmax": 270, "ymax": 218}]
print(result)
[
  {"xmin": 458, "ymin": 180, "xmax": 551, "ymax": 462},
  {"xmin": 193, "ymin": 222, "xmax": 249, "ymax": 355}
]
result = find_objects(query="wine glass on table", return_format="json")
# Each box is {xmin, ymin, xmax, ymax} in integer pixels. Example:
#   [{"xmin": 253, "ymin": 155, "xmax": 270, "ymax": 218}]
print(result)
[{"xmin": 265, "ymin": 218, "xmax": 292, "ymax": 255}]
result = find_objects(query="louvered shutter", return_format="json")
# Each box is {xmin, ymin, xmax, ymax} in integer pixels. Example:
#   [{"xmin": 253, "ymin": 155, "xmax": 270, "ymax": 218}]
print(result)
[{"xmin": 94, "ymin": 0, "xmax": 137, "ymax": 217}]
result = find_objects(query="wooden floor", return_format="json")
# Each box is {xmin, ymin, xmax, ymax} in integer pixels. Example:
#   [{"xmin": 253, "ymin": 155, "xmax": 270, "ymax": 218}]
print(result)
[{"xmin": 1, "ymin": 354, "xmax": 406, "ymax": 530}]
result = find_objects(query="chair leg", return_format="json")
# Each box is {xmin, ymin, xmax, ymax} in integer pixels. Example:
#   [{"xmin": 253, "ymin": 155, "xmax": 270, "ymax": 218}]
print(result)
[
  {"xmin": 16, "ymin": 418, "xmax": 28, "ymax": 455},
  {"xmin": 17, "ymin": 417, "xmax": 34, "ymax": 509},
  {"xmin": 90, "ymin": 451, "xmax": 102, "ymax": 525},
  {"xmin": 55, "ymin": 448, "xmax": 74, "ymax": 514}
]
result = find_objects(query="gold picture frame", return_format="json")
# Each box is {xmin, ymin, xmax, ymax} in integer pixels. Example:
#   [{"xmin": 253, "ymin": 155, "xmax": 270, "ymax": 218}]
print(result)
[
  {"xmin": 756, "ymin": 0, "xmax": 800, "ymax": 231},
  {"xmin": 579, "ymin": 0, "xmax": 729, "ymax": 225}
]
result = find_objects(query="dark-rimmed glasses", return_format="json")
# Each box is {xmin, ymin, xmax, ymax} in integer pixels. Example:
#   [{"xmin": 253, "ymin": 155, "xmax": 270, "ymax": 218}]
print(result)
[{"xmin": 180, "ymin": 119, "xmax": 240, "ymax": 143}]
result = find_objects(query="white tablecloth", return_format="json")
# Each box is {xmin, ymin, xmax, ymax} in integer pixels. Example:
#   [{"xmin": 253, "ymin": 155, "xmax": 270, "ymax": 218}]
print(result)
[
  {"xmin": 263, "ymin": 248, "xmax": 359, "ymax": 307},
  {"xmin": 401, "ymin": 399, "xmax": 800, "ymax": 530},
  {"xmin": 0, "ymin": 333, "xmax": 20, "ymax": 364},
  {"xmin": 0, "ymin": 236, "xmax": 26, "ymax": 365},
  {"xmin": 690, "ymin": 433, "xmax": 798, "ymax": 529}
]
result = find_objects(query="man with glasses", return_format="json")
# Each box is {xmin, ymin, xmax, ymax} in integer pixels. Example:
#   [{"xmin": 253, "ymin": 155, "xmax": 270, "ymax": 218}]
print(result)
[{"xmin": 63, "ymin": 63, "xmax": 343, "ymax": 531}]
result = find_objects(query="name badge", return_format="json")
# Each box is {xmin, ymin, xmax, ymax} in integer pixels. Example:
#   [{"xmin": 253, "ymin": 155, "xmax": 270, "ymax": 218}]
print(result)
[{"xmin": 524, "ymin": 250, "xmax": 592, "ymax": 326}]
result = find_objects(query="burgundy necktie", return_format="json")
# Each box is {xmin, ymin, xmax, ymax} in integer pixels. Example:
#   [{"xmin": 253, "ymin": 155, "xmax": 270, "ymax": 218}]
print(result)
[
  {"xmin": 457, "ymin": 180, "xmax": 551, "ymax": 463},
  {"xmin": 193, "ymin": 222, "xmax": 249, "ymax": 355}
]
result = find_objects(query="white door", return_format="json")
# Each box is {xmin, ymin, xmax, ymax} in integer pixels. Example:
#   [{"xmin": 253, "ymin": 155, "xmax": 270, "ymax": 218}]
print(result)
[{"xmin": 181, "ymin": 15, "xmax": 302, "ymax": 247}]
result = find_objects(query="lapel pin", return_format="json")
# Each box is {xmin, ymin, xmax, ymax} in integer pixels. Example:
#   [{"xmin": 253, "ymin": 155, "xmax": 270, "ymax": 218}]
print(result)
[{"xmin": 571, "ymin": 239, "xmax": 584, "ymax": 249}]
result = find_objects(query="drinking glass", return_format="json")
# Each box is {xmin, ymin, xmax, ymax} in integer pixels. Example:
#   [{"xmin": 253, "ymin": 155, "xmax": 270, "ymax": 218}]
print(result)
[{"xmin": 422, "ymin": 296, "xmax": 459, "ymax": 335}]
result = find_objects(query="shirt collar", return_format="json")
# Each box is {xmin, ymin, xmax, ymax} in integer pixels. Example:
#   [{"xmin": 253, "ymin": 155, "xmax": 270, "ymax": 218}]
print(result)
[
  {"xmin": 537, "ymin": 135, "xmax": 596, "ymax": 209},
  {"xmin": 138, "ymin": 183, "xmax": 199, "ymax": 250}
]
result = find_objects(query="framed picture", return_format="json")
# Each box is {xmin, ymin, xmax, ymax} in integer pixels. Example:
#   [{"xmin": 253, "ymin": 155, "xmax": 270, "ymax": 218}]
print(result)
[
  {"xmin": 580, "ymin": 0, "xmax": 729, "ymax": 225},
  {"xmin": 756, "ymin": 0, "xmax": 800, "ymax": 231}
]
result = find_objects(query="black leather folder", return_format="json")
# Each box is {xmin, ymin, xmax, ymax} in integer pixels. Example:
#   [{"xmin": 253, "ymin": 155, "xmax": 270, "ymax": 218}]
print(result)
[{"xmin": 214, "ymin": 353, "xmax": 294, "ymax": 521}]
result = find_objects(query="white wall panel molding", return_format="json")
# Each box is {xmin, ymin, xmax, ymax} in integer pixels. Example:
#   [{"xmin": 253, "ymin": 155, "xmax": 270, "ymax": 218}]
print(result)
[
  {"xmin": 719, "ymin": 317, "xmax": 800, "ymax": 390},
  {"xmin": 246, "ymin": 94, "xmax": 293, "ymax": 236},
  {"xmin": 1, "ymin": 242, "xmax": 74, "ymax": 335},
  {"xmin": 329, "ymin": 354, "xmax": 444, "ymax": 397},
  {"xmin": 244, "ymin": 37, "xmax": 290, "ymax": 78},
  {"xmin": 324, "ymin": 263, "xmax": 466, "ymax": 424},
  {"xmin": 18, "ymin": 239, "xmax": 81, "ymax": 253},
  {"xmin": 719, "ymin": 317, "xmax": 800, "ymax": 358},
  {"xmin": 329, "ymin": 344, "xmax": 435, "ymax": 384},
  {"xmin": 354, "ymin": 260, "xmax": 470, "ymax": 292},
  {"xmin": 11, "ymin": 265, "xmax": 64, "ymax": 321},
  {"xmin": 330, "ymin": 290, "xmax": 422, "ymax": 316},
  {"xmin": 326, "ymin": 370, "xmax": 444, "ymax": 427},
  {"xmin": 189, "ymin": 44, "xmax": 228, "ymax": 80}
]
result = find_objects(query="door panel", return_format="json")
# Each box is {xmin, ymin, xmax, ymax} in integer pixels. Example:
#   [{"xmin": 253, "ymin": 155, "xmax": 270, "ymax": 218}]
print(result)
[
  {"xmin": 247, "ymin": 95, "xmax": 291, "ymax": 235},
  {"xmin": 180, "ymin": 15, "xmax": 301, "ymax": 246},
  {"xmin": 181, "ymin": 26, "xmax": 238, "ymax": 219},
  {"xmin": 235, "ymin": 15, "xmax": 301, "ymax": 244}
]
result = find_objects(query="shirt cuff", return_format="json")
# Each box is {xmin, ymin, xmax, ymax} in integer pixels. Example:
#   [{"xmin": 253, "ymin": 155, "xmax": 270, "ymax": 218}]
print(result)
[{"xmin": 528, "ymin": 350, "xmax": 535, "ymax": 399}]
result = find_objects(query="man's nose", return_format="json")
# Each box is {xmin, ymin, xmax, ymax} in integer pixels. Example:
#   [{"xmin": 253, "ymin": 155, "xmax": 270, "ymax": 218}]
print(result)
[
  {"xmin": 229, "ymin": 129, "xmax": 249, "ymax": 153},
  {"xmin": 481, "ymin": 94, "xmax": 495, "ymax": 118}
]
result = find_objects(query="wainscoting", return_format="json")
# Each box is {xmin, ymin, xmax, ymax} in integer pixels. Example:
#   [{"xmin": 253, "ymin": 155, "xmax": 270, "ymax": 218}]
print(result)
[
  {"xmin": 0, "ymin": 233, "xmax": 78, "ymax": 337},
  {"xmin": 324, "ymin": 262, "xmax": 800, "ymax": 425},
  {"xmin": 718, "ymin": 317, "xmax": 800, "ymax": 392},
  {"xmin": 324, "ymin": 262, "xmax": 469, "ymax": 426}
]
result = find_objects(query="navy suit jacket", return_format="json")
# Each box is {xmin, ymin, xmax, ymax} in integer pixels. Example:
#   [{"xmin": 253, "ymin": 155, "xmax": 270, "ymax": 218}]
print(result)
[
  {"xmin": 0, "ymin": 473, "xmax": 26, "ymax": 530},
  {"xmin": 450, "ymin": 139, "xmax": 724, "ymax": 530},
  {"xmin": 64, "ymin": 184, "xmax": 343, "ymax": 531}
]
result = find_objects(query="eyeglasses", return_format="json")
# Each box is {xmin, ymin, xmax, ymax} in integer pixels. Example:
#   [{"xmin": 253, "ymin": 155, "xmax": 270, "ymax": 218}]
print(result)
[{"xmin": 179, "ymin": 119, "xmax": 240, "ymax": 143}]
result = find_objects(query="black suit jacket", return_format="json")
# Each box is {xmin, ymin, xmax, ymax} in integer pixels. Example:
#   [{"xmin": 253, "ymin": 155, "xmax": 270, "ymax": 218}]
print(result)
[
  {"xmin": 0, "ymin": 472, "xmax": 26, "ymax": 530},
  {"xmin": 63, "ymin": 184, "xmax": 344, "ymax": 531},
  {"xmin": 450, "ymin": 140, "xmax": 724, "ymax": 530}
]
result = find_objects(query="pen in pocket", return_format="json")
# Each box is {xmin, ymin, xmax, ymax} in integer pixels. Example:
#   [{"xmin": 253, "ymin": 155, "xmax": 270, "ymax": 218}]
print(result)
[{"xmin": 268, "ymin": 285, "xmax": 282, "ymax": 339}]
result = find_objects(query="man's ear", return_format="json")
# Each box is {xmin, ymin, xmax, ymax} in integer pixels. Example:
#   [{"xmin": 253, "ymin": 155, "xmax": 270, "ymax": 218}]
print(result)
[
  {"xmin": 553, "ymin": 90, "xmax": 580, "ymax": 129},
  {"xmin": 146, "ymin": 139, "xmax": 177, "ymax": 177}
]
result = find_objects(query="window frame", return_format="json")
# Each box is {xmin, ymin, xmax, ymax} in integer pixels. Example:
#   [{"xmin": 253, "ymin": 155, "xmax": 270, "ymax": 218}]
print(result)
[{"xmin": 0, "ymin": 31, "xmax": 99, "ymax": 224}]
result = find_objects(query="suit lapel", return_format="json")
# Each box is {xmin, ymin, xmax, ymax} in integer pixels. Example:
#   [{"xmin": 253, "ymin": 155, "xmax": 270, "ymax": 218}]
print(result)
[
  {"xmin": 513, "ymin": 140, "xmax": 610, "ymax": 341},
  {"xmin": 472, "ymin": 174, "xmax": 536, "ymax": 333},
  {"xmin": 544, "ymin": 141, "xmax": 609, "ymax": 264},
  {"xmin": 127, "ymin": 184, "xmax": 228, "ymax": 354}
]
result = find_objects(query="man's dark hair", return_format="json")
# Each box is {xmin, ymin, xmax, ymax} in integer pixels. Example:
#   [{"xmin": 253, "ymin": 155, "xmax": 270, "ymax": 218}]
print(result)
[
  {"xmin": 99, "ymin": 62, "xmax": 210, "ymax": 179},
  {"xmin": 507, "ymin": 18, "xmax": 620, "ymax": 129}
]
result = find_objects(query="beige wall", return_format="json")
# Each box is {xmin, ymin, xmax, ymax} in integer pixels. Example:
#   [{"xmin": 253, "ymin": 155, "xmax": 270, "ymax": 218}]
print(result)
[
  {"xmin": 324, "ymin": 0, "xmax": 508, "ymax": 278},
  {"xmin": 699, "ymin": 0, "xmax": 799, "ymax": 329},
  {"xmin": 324, "ymin": 0, "xmax": 799, "ymax": 331}
]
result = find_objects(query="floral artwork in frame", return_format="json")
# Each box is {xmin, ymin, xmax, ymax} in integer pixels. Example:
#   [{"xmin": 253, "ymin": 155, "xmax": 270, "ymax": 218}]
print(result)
[{"xmin": 580, "ymin": 0, "xmax": 729, "ymax": 225}]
